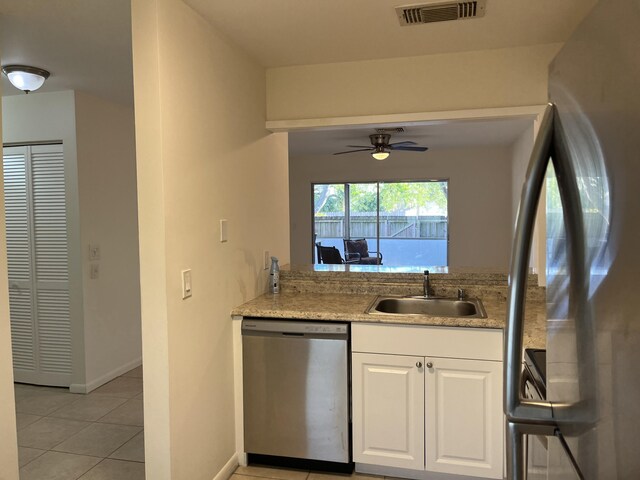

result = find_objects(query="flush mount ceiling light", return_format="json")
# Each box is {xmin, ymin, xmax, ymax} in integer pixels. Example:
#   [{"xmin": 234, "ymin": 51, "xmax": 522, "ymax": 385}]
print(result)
[{"xmin": 2, "ymin": 65, "xmax": 50, "ymax": 94}]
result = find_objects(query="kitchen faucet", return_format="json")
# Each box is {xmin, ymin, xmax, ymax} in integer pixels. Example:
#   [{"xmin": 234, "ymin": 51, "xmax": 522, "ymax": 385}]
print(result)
[{"xmin": 423, "ymin": 270, "xmax": 432, "ymax": 298}]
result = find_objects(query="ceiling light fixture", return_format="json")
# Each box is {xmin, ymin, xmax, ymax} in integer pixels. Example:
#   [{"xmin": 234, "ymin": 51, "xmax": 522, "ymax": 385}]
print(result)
[
  {"xmin": 2, "ymin": 65, "xmax": 50, "ymax": 94},
  {"xmin": 371, "ymin": 147, "xmax": 390, "ymax": 161}
]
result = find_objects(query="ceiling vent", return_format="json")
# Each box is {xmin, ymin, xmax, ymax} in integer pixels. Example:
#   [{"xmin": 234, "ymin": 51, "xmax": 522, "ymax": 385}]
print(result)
[
  {"xmin": 375, "ymin": 127, "xmax": 405, "ymax": 134},
  {"xmin": 396, "ymin": 1, "xmax": 486, "ymax": 26}
]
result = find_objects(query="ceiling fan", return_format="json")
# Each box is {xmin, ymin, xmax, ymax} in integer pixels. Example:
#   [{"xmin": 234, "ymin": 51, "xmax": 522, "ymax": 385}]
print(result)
[{"xmin": 333, "ymin": 132, "xmax": 429, "ymax": 160}]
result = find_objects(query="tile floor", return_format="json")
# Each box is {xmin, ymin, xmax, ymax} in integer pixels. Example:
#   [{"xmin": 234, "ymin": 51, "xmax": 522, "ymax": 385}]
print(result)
[
  {"xmin": 15, "ymin": 372, "xmax": 396, "ymax": 480},
  {"xmin": 14, "ymin": 365, "xmax": 144, "ymax": 480},
  {"xmin": 232, "ymin": 465, "xmax": 388, "ymax": 480}
]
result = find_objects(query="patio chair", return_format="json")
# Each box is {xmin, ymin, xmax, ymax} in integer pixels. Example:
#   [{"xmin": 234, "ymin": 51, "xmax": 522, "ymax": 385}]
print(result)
[
  {"xmin": 343, "ymin": 238, "xmax": 383, "ymax": 265},
  {"xmin": 316, "ymin": 243, "xmax": 358, "ymax": 264}
]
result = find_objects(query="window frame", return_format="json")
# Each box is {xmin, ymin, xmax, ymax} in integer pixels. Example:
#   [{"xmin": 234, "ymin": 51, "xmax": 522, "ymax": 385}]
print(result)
[{"xmin": 312, "ymin": 179, "xmax": 450, "ymax": 266}]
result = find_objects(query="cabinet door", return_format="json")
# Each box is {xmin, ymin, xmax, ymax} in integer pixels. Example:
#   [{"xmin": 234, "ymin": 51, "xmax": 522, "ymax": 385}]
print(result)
[
  {"xmin": 352, "ymin": 353, "xmax": 425, "ymax": 470},
  {"xmin": 425, "ymin": 357, "xmax": 503, "ymax": 479}
]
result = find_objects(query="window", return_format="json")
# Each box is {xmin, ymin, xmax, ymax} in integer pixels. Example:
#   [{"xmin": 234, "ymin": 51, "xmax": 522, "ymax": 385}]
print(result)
[{"xmin": 313, "ymin": 181, "xmax": 448, "ymax": 266}]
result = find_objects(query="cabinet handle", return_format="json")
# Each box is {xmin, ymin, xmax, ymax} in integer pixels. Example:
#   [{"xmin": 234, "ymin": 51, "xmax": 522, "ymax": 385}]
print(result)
[
  {"xmin": 426, "ymin": 362, "xmax": 433, "ymax": 369},
  {"xmin": 416, "ymin": 361, "xmax": 423, "ymax": 368}
]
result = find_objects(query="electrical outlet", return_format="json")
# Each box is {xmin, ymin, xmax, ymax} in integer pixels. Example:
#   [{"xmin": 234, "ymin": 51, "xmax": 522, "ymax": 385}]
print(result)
[
  {"xmin": 263, "ymin": 250, "xmax": 270, "ymax": 270},
  {"xmin": 89, "ymin": 244, "xmax": 100, "ymax": 260},
  {"xmin": 182, "ymin": 269, "xmax": 192, "ymax": 299},
  {"xmin": 90, "ymin": 263, "xmax": 99, "ymax": 280}
]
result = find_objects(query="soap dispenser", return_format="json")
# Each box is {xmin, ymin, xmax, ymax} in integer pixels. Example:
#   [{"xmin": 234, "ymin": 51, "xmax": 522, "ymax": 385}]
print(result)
[{"xmin": 269, "ymin": 256, "xmax": 280, "ymax": 294}]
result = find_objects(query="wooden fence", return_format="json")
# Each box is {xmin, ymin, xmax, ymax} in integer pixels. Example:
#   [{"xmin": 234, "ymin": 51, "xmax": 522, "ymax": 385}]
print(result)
[{"xmin": 315, "ymin": 214, "xmax": 448, "ymax": 239}]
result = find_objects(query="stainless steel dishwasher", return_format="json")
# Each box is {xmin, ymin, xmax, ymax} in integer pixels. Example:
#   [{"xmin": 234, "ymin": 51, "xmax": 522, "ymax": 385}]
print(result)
[{"xmin": 242, "ymin": 318, "xmax": 350, "ymax": 467}]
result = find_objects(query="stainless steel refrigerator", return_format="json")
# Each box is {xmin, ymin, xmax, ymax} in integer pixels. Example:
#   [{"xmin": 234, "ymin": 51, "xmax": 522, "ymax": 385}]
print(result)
[{"xmin": 504, "ymin": 0, "xmax": 640, "ymax": 478}]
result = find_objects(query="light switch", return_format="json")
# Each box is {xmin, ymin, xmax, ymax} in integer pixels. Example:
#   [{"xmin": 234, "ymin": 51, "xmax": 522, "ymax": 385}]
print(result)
[
  {"xmin": 89, "ymin": 244, "xmax": 100, "ymax": 260},
  {"xmin": 263, "ymin": 250, "xmax": 270, "ymax": 270},
  {"xmin": 220, "ymin": 219, "xmax": 228, "ymax": 243},
  {"xmin": 182, "ymin": 269, "xmax": 192, "ymax": 299}
]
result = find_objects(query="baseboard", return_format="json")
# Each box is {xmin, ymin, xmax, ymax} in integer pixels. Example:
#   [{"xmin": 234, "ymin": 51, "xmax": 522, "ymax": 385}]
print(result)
[
  {"xmin": 356, "ymin": 463, "xmax": 490, "ymax": 480},
  {"xmin": 69, "ymin": 357, "xmax": 142, "ymax": 394},
  {"xmin": 212, "ymin": 453, "xmax": 239, "ymax": 480}
]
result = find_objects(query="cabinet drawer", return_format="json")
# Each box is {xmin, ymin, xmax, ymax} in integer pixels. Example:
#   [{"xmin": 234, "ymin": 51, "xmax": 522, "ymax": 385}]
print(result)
[{"xmin": 352, "ymin": 323, "xmax": 503, "ymax": 361}]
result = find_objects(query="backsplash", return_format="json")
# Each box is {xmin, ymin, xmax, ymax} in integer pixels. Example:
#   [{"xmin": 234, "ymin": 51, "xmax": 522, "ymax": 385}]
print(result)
[{"xmin": 279, "ymin": 264, "xmax": 545, "ymax": 303}]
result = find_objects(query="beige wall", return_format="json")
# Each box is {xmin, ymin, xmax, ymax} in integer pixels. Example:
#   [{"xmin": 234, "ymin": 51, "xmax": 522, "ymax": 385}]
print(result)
[
  {"xmin": 0, "ymin": 69, "xmax": 20, "ymax": 480},
  {"xmin": 267, "ymin": 43, "xmax": 561, "ymax": 121},
  {"xmin": 290, "ymin": 146, "xmax": 513, "ymax": 269},
  {"xmin": 131, "ymin": 0, "xmax": 290, "ymax": 478},
  {"xmin": 130, "ymin": 0, "xmax": 171, "ymax": 476},
  {"xmin": 74, "ymin": 91, "xmax": 142, "ymax": 390}
]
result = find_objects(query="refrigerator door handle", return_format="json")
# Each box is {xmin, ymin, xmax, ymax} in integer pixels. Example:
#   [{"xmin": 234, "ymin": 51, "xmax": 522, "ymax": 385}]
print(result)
[
  {"xmin": 504, "ymin": 103, "xmax": 557, "ymax": 479},
  {"xmin": 505, "ymin": 102, "xmax": 556, "ymax": 425}
]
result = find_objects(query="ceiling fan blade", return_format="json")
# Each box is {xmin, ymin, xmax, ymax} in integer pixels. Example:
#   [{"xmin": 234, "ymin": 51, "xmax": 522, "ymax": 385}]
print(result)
[
  {"xmin": 345, "ymin": 145, "xmax": 374, "ymax": 149},
  {"xmin": 333, "ymin": 148, "xmax": 375, "ymax": 155},
  {"xmin": 388, "ymin": 141, "xmax": 417, "ymax": 146},
  {"xmin": 389, "ymin": 145, "xmax": 429, "ymax": 152}
]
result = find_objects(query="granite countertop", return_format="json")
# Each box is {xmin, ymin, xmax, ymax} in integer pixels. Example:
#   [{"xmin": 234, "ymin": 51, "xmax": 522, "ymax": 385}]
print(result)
[{"xmin": 232, "ymin": 291, "xmax": 546, "ymax": 349}]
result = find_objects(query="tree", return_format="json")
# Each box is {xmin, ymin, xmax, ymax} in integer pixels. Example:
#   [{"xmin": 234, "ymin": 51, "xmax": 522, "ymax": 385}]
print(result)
[
  {"xmin": 314, "ymin": 184, "xmax": 344, "ymax": 214},
  {"xmin": 379, "ymin": 181, "xmax": 447, "ymax": 214},
  {"xmin": 349, "ymin": 183, "xmax": 377, "ymax": 213},
  {"xmin": 314, "ymin": 181, "xmax": 448, "ymax": 216}
]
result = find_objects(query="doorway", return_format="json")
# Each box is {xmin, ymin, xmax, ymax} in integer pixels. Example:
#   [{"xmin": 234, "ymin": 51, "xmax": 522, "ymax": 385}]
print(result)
[{"xmin": 1, "ymin": 90, "xmax": 143, "ymax": 478}]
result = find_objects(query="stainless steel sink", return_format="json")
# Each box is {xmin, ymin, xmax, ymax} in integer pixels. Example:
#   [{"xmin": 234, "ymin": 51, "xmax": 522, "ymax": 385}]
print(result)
[{"xmin": 366, "ymin": 296, "xmax": 487, "ymax": 318}]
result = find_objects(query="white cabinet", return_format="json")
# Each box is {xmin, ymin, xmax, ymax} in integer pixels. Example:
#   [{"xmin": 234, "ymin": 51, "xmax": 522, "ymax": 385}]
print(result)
[
  {"xmin": 425, "ymin": 356, "xmax": 503, "ymax": 479},
  {"xmin": 352, "ymin": 353, "xmax": 424, "ymax": 470},
  {"xmin": 352, "ymin": 323, "xmax": 504, "ymax": 480}
]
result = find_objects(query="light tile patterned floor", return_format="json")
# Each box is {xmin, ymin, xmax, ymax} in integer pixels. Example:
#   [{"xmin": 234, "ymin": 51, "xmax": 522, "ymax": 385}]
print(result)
[
  {"xmin": 16, "ymin": 370, "xmax": 404, "ymax": 480},
  {"xmin": 15, "ymin": 365, "xmax": 144, "ymax": 480},
  {"xmin": 233, "ymin": 464, "xmax": 395, "ymax": 480}
]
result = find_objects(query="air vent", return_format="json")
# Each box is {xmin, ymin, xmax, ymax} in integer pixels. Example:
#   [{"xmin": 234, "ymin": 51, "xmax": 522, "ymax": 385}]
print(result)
[
  {"xmin": 396, "ymin": 0, "xmax": 486, "ymax": 26},
  {"xmin": 375, "ymin": 127, "xmax": 405, "ymax": 134}
]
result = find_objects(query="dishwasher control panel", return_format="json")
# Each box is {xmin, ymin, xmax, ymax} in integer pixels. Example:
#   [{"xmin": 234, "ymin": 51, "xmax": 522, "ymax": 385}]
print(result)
[{"xmin": 242, "ymin": 319, "xmax": 348, "ymax": 336}]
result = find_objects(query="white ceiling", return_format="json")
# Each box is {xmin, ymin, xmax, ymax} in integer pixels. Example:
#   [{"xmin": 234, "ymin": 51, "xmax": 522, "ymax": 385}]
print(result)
[
  {"xmin": 182, "ymin": 0, "xmax": 590, "ymax": 154},
  {"xmin": 184, "ymin": 0, "xmax": 597, "ymax": 67},
  {"xmin": 288, "ymin": 117, "xmax": 534, "ymax": 157},
  {"xmin": 0, "ymin": 0, "xmax": 133, "ymax": 105},
  {"xmin": 0, "ymin": 0, "xmax": 596, "ymax": 106},
  {"xmin": 0, "ymin": 0, "xmax": 590, "ymax": 155}
]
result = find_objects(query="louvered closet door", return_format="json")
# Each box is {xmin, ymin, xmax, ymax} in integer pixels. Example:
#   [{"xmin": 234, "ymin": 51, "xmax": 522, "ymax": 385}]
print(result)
[
  {"xmin": 4, "ymin": 147, "xmax": 35, "ymax": 373},
  {"xmin": 3, "ymin": 144, "xmax": 71, "ymax": 386}
]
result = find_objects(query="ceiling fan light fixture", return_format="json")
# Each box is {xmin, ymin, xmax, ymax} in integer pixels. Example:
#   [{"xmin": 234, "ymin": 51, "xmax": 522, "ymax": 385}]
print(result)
[
  {"xmin": 2, "ymin": 65, "xmax": 50, "ymax": 93},
  {"xmin": 333, "ymin": 130, "xmax": 427, "ymax": 157},
  {"xmin": 372, "ymin": 150, "xmax": 390, "ymax": 161}
]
